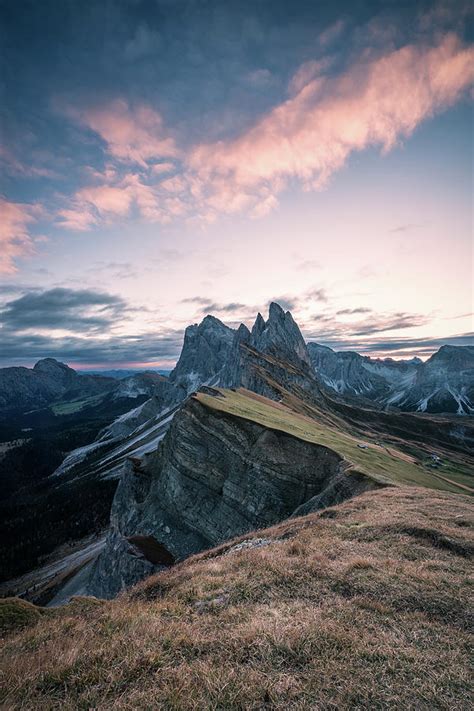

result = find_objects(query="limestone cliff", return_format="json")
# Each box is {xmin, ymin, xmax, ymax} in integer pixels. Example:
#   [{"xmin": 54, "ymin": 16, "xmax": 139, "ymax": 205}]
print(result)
[{"xmin": 88, "ymin": 393, "xmax": 378, "ymax": 598}]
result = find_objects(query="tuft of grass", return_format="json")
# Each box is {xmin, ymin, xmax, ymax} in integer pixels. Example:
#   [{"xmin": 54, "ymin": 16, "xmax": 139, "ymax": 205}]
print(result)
[{"xmin": 0, "ymin": 598, "xmax": 44, "ymax": 634}]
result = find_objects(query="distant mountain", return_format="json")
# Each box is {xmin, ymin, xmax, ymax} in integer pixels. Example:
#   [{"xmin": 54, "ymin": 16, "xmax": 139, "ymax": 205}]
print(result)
[
  {"xmin": 386, "ymin": 345, "xmax": 474, "ymax": 414},
  {"xmin": 0, "ymin": 358, "xmax": 116, "ymax": 414},
  {"xmin": 0, "ymin": 360, "xmax": 173, "ymax": 417},
  {"xmin": 308, "ymin": 343, "xmax": 474, "ymax": 414},
  {"xmin": 79, "ymin": 369, "xmax": 172, "ymax": 379}
]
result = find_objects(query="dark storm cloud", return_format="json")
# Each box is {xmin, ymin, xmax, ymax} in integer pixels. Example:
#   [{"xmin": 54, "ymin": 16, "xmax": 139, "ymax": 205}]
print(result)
[{"xmin": 0, "ymin": 287, "xmax": 128, "ymax": 332}]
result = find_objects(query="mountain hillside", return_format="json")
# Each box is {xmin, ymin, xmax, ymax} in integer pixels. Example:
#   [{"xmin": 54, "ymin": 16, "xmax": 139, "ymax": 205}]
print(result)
[
  {"xmin": 0, "ymin": 358, "xmax": 117, "ymax": 414},
  {"xmin": 1, "ymin": 487, "xmax": 472, "ymax": 710}
]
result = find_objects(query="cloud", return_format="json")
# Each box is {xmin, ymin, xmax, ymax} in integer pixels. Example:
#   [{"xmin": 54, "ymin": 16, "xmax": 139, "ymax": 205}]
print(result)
[
  {"xmin": 0, "ymin": 198, "xmax": 41, "ymax": 273},
  {"xmin": 188, "ymin": 33, "xmax": 474, "ymax": 219},
  {"xmin": 0, "ymin": 330, "xmax": 184, "ymax": 368},
  {"xmin": 352, "ymin": 312, "xmax": 428, "ymax": 336},
  {"xmin": 66, "ymin": 99, "xmax": 178, "ymax": 167},
  {"xmin": 389, "ymin": 223, "xmax": 423, "ymax": 233},
  {"xmin": 53, "ymin": 32, "xmax": 473, "ymax": 232},
  {"xmin": 304, "ymin": 309, "xmax": 429, "ymax": 339},
  {"xmin": 308, "ymin": 332, "xmax": 474, "ymax": 358},
  {"xmin": 0, "ymin": 287, "xmax": 128, "ymax": 333},
  {"xmin": 181, "ymin": 297, "xmax": 249, "ymax": 316},
  {"xmin": 57, "ymin": 168, "xmax": 189, "ymax": 230},
  {"xmin": 307, "ymin": 288, "xmax": 328, "ymax": 303},
  {"xmin": 336, "ymin": 307, "xmax": 372, "ymax": 316},
  {"xmin": 295, "ymin": 259, "xmax": 321, "ymax": 272}
]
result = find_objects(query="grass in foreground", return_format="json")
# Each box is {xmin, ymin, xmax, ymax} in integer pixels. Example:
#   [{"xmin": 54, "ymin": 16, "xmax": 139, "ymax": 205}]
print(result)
[
  {"xmin": 1, "ymin": 487, "xmax": 473, "ymax": 710},
  {"xmin": 196, "ymin": 388, "xmax": 473, "ymax": 494}
]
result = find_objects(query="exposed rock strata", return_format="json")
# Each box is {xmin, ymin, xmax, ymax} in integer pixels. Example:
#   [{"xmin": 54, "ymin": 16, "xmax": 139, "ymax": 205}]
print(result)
[{"xmin": 89, "ymin": 396, "xmax": 378, "ymax": 598}]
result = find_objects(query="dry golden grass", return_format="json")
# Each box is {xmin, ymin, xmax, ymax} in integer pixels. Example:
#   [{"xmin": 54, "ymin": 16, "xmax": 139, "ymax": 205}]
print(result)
[{"xmin": 1, "ymin": 487, "xmax": 473, "ymax": 710}]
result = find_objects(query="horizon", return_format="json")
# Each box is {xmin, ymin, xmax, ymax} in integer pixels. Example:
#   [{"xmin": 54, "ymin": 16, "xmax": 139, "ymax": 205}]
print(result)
[
  {"xmin": 3, "ymin": 301, "xmax": 473, "ymax": 371},
  {"xmin": 1, "ymin": 0, "xmax": 473, "ymax": 368}
]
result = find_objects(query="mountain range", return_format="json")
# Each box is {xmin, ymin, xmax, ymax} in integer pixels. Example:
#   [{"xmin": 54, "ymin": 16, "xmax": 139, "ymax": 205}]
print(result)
[
  {"xmin": 1, "ymin": 302, "xmax": 471, "ymax": 603},
  {"xmin": 308, "ymin": 342, "xmax": 474, "ymax": 414}
]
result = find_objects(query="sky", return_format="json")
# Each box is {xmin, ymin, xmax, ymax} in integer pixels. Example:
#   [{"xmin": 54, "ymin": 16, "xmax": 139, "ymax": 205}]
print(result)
[{"xmin": 0, "ymin": 0, "xmax": 473, "ymax": 369}]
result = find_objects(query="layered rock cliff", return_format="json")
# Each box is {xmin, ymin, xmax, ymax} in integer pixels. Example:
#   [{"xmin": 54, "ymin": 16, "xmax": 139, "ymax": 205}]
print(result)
[{"xmin": 88, "ymin": 393, "xmax": 378, "ymax": 598}]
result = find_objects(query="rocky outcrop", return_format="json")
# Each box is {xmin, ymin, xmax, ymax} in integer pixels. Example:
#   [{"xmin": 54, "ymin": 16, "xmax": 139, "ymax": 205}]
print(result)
[
  {"xmin": 250, "ymin": 302, "xmax": 311, "ymax": 368},
  {"xmin": 170, "ymin": 315, "xmax": 235, "ymax": 396},
  {"xmin": 388, "ymin": 346, "xmax": 474, "ymax": 414},
  {"xmin": 88, "ymin": 395, "xmax": 378, "ymax": 598}
]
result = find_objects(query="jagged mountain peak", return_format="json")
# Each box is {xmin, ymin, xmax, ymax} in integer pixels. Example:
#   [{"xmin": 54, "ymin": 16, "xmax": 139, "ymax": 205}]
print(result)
[
  {"xmin": 268, "ymin": 301, "xmax": 285, "ymax": 319},
  {"xmin": 251, "ymin": 312, "xmax": 266, "ymax": 339},
  {"xmin": 235, "ymin": 323, "xmax": 251, "ymax": 339},
  {"xmin": 199, "ymin": 314, "xmax": 230, "ymax": 330},
  {"xmin": 250, "ymin": 302, "xmax": 311, "ymax": 367},
  {"xmin": 169, "ymin": 313, "xmax": 235, "ymax": 394}
]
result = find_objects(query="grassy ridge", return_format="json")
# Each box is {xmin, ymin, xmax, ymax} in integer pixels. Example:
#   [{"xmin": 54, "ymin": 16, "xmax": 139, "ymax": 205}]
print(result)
[{"xmin": 196, "ymin": 388, "xmax": 473, "ymax": 494}]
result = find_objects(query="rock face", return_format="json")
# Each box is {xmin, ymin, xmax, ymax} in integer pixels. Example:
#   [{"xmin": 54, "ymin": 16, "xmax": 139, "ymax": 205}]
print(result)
[
  {"xmin": 169, "ymin": 315, "xmax": 235, "ymax": 395},
  {"xmin": 308, "ymin": 343, "xmax": 474, "ymax": 414},
  {"xmin": 0, "ymin": 358, "xmax": 116, "ymax": 414},
  {"xmin": 112, "ymin": 371, "xmax": 174, "ymax": 401},
  {"xmin": 388, "ymin": 346, "xmax": 474, "ymax": 414},
  {"xmin": 250, "ymin": 302, "xmax": 311, "ymax": 368},
  {"xmin": 221, "ymin": 303, "xmax": 314, "ymax": 397},
  {"xmin": 88, "ymin": 396, "xmax": 376, "ymax": 598}
]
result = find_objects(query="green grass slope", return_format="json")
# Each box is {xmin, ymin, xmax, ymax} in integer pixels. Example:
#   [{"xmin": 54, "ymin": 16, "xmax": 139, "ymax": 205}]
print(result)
[{"xmin": 196, "ymin": 388, "xmax": 473, "ymax": 494}]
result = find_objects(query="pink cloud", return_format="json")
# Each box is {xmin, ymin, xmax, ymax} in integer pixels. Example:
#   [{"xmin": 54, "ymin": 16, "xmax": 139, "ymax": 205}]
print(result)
[
  {"xmin": 189, "ymin": 33, "xmax": 474, "ymax": 206},
  {"xmin": 57, "ymin": 171, "xmax": 188, "ymax": 230},
  {"xmin": 77, "ymin": 185, "xmax": 133, "ymax": 216},
  {"xmin": 58, "ymin": 33, "xmax": 473, "ymax": 232},
  {"xmin": 68, "ymin": 99, "xmax": 178, "ymax": 167},
  {"xmin": 0, "ymin": 198, "xmax": 39, "ymax": 273}
]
